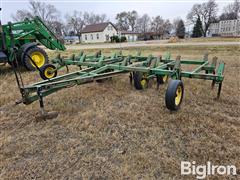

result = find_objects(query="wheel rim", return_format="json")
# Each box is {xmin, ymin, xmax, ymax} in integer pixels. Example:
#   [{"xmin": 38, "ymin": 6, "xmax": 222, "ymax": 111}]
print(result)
[
  {"xmin": 30, "ymin": 52, "xmax": 45, "ymax": 67},
  {"xmin": 140, "ymin": 79, "xmax": 147, "ymax": 88},
  {"xmin": 163, "ymin": 75, "xmax": 168, "ymax": 82},
  {"xmin": 44, "ymin": 67, "xmax": 55, "ymax": 79},
  {"xmin": 175, "ymin": 86, "xmax": 182, "ymax": 106}
]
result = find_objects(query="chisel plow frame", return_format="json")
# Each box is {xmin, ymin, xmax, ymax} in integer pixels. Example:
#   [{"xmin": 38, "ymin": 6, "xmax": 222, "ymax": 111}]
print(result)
[{"xmin": 16, "ymin": 50, "xmax": 225, "ymax": 119}]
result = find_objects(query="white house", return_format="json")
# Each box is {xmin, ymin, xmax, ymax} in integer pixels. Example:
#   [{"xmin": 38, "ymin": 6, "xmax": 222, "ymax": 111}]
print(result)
[
  {"xmin": 208, "ymin": 19, "xmax": 240, "ymax": 37},
  {"xmin": 81, "ymin": 22, "xmax": 118, "ymax": 43},
  {"xmin": 208, "ymin": 23, "xmax": 219, "ymax": 36},
  {"xmin": 120, "ymin": 31, "xmax": 139, "ymax": 42},
  {"xmin": 219, "ymin": 19, "xmax": 240, "ymax": 36}
]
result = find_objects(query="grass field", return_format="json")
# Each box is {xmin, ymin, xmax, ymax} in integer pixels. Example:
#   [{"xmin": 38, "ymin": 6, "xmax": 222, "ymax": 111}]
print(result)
[
  {"xmin": 184, "ymin": 37, "xmax": 240, "ymax": 42},
  {"xmin": 0, "ymin": 45, "xmax": 240, "ymax": 179}
]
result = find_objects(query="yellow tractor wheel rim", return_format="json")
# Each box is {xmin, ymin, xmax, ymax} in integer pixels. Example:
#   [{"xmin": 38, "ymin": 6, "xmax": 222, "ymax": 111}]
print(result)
[
  {"xmin": 44, "ymin": 67, "xmax": 55, "ymax": 79},
  {"xmin": 30, "ymin": 52, "xmax": 45, "ymax": 67},
  {"xmin": 175, "ymin": 86, "xmax": 182, "ymax": 106},
  {"xmin": 141, "ymin": 79, "xmax": 147, "ymax": 88},
  {"xmin": 163, "ymin": 75, "xmax": 168, "ymax": 82}
]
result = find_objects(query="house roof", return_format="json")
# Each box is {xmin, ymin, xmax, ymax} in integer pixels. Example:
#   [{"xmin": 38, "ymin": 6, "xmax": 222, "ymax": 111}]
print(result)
[{"xmin": 81, "ymin": 22, "xmax": 117, "ymax": 33}]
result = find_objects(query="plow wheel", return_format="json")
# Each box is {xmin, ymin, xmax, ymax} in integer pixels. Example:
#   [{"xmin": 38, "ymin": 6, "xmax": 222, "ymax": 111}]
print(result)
[
  {"xmin": 165, "ymin": 80, "xmax": 184, "ymax": 111},
  {"xmin": 133, "ymin": 71, "xmax": 148, "ymax": 90},
  {"xmin": 156, "ymin": 75, "xmax": 168, "ymax": 89},
  {"xmin": 39, "ymin": 64, "xmax": 57, "ymax": 80}
]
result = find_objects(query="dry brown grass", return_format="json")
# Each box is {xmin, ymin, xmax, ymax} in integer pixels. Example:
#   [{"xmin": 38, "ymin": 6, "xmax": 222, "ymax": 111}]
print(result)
[
  {"xmin": 0, "ymin": 45, "xmax": 240, "ymax": 179},
  {"xmin": 168, "ymin": 36, "xmax": 181, "ymax": 43},
  {"xmin": 184, "ymin": 37, "xmax": 240, "ymax": 42}
]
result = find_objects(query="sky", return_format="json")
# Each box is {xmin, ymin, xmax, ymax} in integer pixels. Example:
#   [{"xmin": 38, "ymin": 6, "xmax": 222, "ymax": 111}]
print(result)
[{"xmin": 0, "ymin": 0, "xmax": 234, "ymax": 25}]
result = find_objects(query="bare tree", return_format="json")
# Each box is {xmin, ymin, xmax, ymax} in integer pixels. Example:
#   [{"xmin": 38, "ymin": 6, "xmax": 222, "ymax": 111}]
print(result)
[
  {"xmin": 151, "ymin": 16, "xmax": 172, "ymax": 38},
  {"xmin": 127, "ymin": 10, "xmax": 138, "ymax": 31},
  {"xmin": 220, "ymin": 0, "xmax": 240, "ymax": 20},
  {"xmin": 172, "ymin": 17, "xmax": 181, "ymax": 35},
  {"xmin": 11, "ymin": 10, "xmax": 32, "ymax": 21},
  {"xmin": 116, "ymin": 10, "xmax": 138, "ymax": 31},
  {"xmin": 83, "ymin": 12, "xmax": 107, "ymax": 25},
  {"xmin": 51, "ymin": 21, "xmax": 66, "ymax": 38},
  {"xmin": 187, "ymin": 0, "xmax": 218, "ymax": 37},
  {"xmin": 116, "ymin": 11, "xmax": 129, "ymax": 31},
  {"xmin": 151, "ymin": 16, "xmax": 164, "ymax": 33},
  {"xmin": 65, "ymin": 11, "xmax": 85, "ymax": 43},
  {"xmin": 12, "ymin": 0, "xmax": 60, "ymax": 23},
  {"xmin": 163, "ymin": 19, "xmax": 172, "ymax": 36},
  {"xmin": 11, "ymin": 0, "xmax": 62, "ymax": 36},
  {"xmin": 136, "ymin": 14, "xmax": 151, "ymax": 33}
]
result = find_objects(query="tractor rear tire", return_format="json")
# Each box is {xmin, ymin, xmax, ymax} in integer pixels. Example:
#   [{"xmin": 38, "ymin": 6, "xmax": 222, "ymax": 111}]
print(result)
[
  {"xmin": 165, "ymin": 80, "xmax": 184, "ymax": 111},
  {"xmin": 22, "ymin": 46, "xmax": 48, "ymax": 71}
]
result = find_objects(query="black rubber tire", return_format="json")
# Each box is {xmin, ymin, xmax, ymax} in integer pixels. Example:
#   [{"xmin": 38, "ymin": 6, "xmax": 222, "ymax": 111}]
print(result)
[
  {"xmin": 39, "ymin": 64, "xmax": 57, "ymax": 80},
  {"xmin": 22, "ymin": 46, "xmax": 48, "ymax": 71},
  {"xmin": 133, "ymin": 71, "xmax": 148, "ymax": 90},
  {"xmin": 165, "ymin": 80, "xmax": 184, "ymax": 111},
  {"xmin": 157, "ymin": 75, "xmax": 168, "ymax": 84}
]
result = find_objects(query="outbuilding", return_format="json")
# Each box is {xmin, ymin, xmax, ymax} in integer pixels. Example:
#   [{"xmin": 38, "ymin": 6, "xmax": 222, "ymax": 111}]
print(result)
[{"xmin": 120, "ymin": 31, "xmax": 139, "ymax": 42}]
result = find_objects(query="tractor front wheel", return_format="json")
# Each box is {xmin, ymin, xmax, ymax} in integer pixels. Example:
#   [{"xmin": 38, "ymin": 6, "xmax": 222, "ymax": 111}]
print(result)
[
  {"xmin": 165, "ymin": 80, "xmax": 184, "ymax": 111},
  {"xmin": 22, "ymin": 46, "xmax": 48, "ymax": 71}
]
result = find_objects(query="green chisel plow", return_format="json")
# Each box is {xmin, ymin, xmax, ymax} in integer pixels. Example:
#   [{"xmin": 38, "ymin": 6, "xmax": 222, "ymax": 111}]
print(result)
[{"xmin": 15, "ymin": 50, "xmax": 225, "ymax": 120}]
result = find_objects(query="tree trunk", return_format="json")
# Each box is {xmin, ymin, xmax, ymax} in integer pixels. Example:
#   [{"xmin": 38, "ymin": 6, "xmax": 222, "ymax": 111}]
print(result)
[{"xmin": 203, "ymin": 31, "xmax": 207, "ymax": 37}]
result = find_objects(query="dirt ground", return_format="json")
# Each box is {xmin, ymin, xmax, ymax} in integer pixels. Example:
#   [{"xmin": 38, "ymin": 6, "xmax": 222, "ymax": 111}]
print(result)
[
  {"xmin": 0, "ymin": 45, "xmax": 240, "ymax": 179},
  {"xmin": 64, "ymin": 37, "xmax": 240, "ymax": 50}
]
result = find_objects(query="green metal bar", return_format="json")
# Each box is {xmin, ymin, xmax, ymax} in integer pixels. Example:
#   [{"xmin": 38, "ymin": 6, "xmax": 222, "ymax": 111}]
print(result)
[
  {"xmin": 216, "ymin": 63, "xmax": 225, "ymax": 82},
  {"xmin": 22, "ymin": 70, "xmax": 125, "ymax": 104},
  {"xmin": 181, "ymin": 71, "xmax": 224, "ymax": 81},
  {"xmin": 27, "ymin": 67, "xmax": 95, "ymax": 87},
  {"xmin": 15, "ymin": 30, "xmax": 36, "ymax": 40},
  {"xmin": 191, "ymin": 61, "xmax": 209, "ymax": 74}
]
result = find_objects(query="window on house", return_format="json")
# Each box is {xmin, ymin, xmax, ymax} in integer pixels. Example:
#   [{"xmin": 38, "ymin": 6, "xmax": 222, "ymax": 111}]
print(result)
[
  {"xmin": 96, "ymin": 34, "xmax": 99, "ymax": 39},
  {"xmin": 85, "ymin": 35, "xmax": 87, "ymax": 40},
  {"xmin": 91, "ymin": 34, "xmax": 93, "ymax": 40},
  {"xmin": 105, "ymin": 34, "xmax": 109, "ymax": 41}
]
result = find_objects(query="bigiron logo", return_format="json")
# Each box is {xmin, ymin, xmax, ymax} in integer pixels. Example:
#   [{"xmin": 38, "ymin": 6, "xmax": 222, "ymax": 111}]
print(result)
[{"xmin": 181, "ymin": 161, "xmax": 237, "ymax": 179}]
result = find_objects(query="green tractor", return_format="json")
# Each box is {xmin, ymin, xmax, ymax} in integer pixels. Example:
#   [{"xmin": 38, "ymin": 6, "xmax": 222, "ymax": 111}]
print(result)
[{"xmin": 0, "ymin": 16, "xmax": 66, "ymax": 71}]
